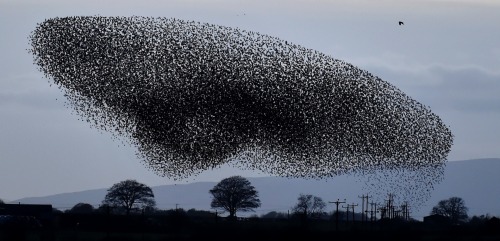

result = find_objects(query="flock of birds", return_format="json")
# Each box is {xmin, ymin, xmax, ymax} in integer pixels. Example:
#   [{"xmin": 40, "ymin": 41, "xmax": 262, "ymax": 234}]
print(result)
[{"xmin": 30, "ymin": 16, "xmax": 452, "ymax": 208}]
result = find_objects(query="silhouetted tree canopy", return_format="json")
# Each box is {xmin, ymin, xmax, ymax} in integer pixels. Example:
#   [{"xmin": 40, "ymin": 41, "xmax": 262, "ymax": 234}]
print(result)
[
  {"xmin": 468, "ymin": 214, "xmax": 492, "ymax": 226},
  {"xmin": 0, "ymin": 198, "xmax": 4, "ymax": 204},
  {"xmin": 431, "ymin": 196, "xmax": 468, "ymax": 224},
  {"xmin": 102, "ymin": 179, "xmax": 156, "ymax": 215},
  {"xmin": 292, "ymin": 194, "xmax": 326, "ymax": 219},
  {"xmin": 52, "ymin": 208, "xmax": 63, "ymax": 214},
  {"xmin": 261, "ymin": 211, "xmax": 287, "ymax": 219},
  {"xmin": 186, "ymin": 209, "xmax": 215, "ymax": 218},
  {"xmin": 209, "ymin": 176, "xmax": 261, "ymax": 219},
  {"xmin": 67, "ymin": 203, "xmax": 94, "ymax": 214}
]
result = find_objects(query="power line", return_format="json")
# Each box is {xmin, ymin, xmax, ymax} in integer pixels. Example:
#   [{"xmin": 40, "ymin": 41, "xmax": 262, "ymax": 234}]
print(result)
[
  {"xmin": 329, "ymin": 198, "xmax": 346, "ymax": 231},
  {"xmin": 358, "ymin": 194, "xmax": 371, "ymax": 225}
]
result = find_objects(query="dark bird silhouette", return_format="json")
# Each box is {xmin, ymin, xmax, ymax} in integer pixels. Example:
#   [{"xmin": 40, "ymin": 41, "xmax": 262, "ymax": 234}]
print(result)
[{"xmin": 399, "ymin": 21, "xmax": 404, "ymax": 26}]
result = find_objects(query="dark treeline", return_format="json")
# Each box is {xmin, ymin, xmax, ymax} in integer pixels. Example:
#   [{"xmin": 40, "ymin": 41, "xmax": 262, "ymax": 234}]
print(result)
[
  {"xmin": 2, "ymin": 179, "xmax": 500, "ymax": 240},
  {"xmin": 1, "ymin": 206, "xmax": 500, "ymax": 241}
]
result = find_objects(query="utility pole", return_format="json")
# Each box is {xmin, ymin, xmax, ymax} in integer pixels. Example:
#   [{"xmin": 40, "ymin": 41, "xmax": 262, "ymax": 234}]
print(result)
[
  {"xmin": 349, "ymin": 203, "xmax": 358, "ymax": 225},
  {"xmin": 329, "ymin": 199, "xmax": 346, "ymax": 231},
  {"xmin": 401, "ymin": 202, "xmax": 410, "ymax": 221},
  {"xmin": 365, "ymin": 195, "xmax": 371, "ymax": 222},
  {"xmin": 384, "ymin": 193, "xmax": 395, "ymax": 219},
  {"xmin": 358, "ymin": 194, "xmax": 372, "ymax": 225},
  {"xmin": 406, "ymin": 203, "xmax": 410, "ymax": 220},
  {"xmin": 358, "ymin": 195, "xmax": 366, "ymax": 224},
  {"xmin": 369, "ymin": 202, "xmax": 378, "ymax": 230},
  {"xmin": 394, "ymin": 210, "xmax": 401, "ymax": 219},
  {"xmin": 379, "ymin": 206, "xmax": 387, "ymax": 219},
  {"xmin": 369, "ymin": 202, "xmax": 378, "ymax": 222},
  {"xmin": 342, "ymin": 204, "xmax": 350, "ymax": 223}
]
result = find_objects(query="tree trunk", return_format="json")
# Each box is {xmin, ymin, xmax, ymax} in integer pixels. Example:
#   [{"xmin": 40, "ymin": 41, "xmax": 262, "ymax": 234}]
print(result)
[{"xmin": 228, "ymin": 209, "xmax": 236, "ymax": 221}]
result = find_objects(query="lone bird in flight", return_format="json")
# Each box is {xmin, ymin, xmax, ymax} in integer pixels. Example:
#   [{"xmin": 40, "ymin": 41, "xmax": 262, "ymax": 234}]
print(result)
[{"xmin": 399, "ymin": 21, "xmax": 404, "ymax": 26}]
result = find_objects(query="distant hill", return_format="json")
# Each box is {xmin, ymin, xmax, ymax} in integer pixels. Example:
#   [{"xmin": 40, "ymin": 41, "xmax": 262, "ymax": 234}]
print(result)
[{"xmin": 13, "ymin": 158, "xmax": 500, "ymax": 220}]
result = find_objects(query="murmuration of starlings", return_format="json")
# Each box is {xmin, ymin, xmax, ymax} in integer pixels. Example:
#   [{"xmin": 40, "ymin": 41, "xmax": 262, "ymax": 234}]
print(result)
[{"xmin": 29, "ymin": 16, "xmax": 453, "ymax": 207}]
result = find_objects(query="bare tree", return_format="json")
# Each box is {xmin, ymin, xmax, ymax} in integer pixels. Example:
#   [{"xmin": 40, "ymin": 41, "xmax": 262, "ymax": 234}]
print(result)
[
  {"xmin": 431, "ymin": 196, "xmax": 468, "ymax": 224},
  {"xmin": 102, "ymin": 179, "xmax": 156, "ymax": 215},
  {"xmin": 292, "ymin": 194, "xmax": 326, "ymax": 219},
  {"xmin": 209, "ymin": 176, "xmax": 261, "ymax": 219}
]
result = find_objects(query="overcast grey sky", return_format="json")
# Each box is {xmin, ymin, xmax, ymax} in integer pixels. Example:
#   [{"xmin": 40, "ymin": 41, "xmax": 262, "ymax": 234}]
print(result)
[{"xmin": 1, "ymin": 0, "xmax": 499, "ymax": 201}]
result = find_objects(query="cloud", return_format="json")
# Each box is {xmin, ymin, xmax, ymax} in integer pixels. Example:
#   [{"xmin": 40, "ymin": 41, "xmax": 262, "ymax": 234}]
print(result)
[
  {"xmin": 0, "ymin": 73, "xmax": 64, "ymax": 110},
  {"xmin": 424, "ymin": 65, "xmax": 500, "ymax": 113},
  {"xmin": 351, "ymin": 56, "xmax": 500, "ymax": 113},
  {"xmin": 348, "ymin": 59, "xmax": 500, "ymax": 162}
]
